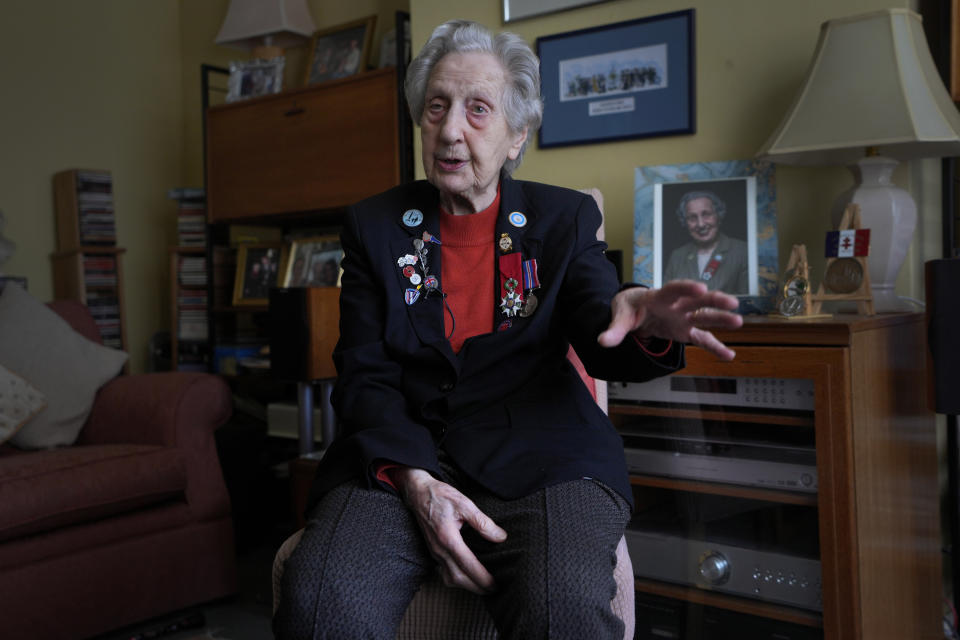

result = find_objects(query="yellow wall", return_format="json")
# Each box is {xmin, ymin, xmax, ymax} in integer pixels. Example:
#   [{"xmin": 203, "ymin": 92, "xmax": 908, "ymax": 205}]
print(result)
[
  {"xmin": 0, "ymin": 0, "xmax": 944, "ymax": 376},
  {"xmin": 410, "ymin": 0, "xmax": 936, "ymax": 304},
  {"xmin": 0, "ymin": 1, "xmax": 183, "ymax": 373}
]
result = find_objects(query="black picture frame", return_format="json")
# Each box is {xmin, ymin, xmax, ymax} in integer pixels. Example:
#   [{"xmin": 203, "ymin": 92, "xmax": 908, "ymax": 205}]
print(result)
[{"xmin": 536, "ymin": 10, "xmax": 695, "ymax": 148}]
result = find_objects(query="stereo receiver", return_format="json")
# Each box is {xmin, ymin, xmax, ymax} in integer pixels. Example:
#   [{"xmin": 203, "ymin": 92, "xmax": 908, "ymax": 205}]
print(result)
[{"xmin": 608, "ymin": 375, "xmax": 815, "ymax": 411}]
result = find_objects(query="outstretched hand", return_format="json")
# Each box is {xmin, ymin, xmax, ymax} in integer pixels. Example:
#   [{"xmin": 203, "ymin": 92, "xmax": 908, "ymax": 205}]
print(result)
[
  {"xmin": 597, "ymin": 280, "xmax": 743, "ymax": 360},
  {"xmin": 389, "ymin": 467, "xmax": 506, "ymax": 595}
]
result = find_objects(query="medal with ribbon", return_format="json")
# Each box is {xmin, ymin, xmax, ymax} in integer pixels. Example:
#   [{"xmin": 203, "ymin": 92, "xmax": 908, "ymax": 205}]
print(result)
[
  {"xmin": 519, "ymin": 258, "xmax": 540, "ymax": 317},
  {"xmin": 498, "ymin": 252, "xmax": 523, "ymax": 317},
  {"xmin": 702, "ymin": 253, "xmax": 723, "ymax": 282}
]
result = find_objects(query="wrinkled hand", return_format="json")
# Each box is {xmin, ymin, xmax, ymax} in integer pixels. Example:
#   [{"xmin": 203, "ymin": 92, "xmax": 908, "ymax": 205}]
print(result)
[
  {"xmin": 597, "ymin": 280, "xmax": 743, "ymax": 361},
  {"xmin": 389, "ymin": 467, "xmax": 507, "ymax": 594}
]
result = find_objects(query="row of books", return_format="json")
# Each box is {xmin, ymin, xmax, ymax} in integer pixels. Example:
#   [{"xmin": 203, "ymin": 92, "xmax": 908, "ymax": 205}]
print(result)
[
  {"xmin": 82, "ymin": 255, "xmax": 118, "ymax": 286},
  {"xmin": 168, "ymin": 187, "xmax": 206, "ymax": 247},
  {"xmin": 74, "ymin": 171, "xmax": 117, "ymax": 246},
  {"xmin": 86, "ymin": 291, "xmax": 123, "ymax": 349}
]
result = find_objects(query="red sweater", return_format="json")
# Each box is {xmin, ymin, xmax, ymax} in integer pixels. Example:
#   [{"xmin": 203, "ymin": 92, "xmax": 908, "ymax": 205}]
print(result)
[{"xmin": 438, "ymin": 192, "xmax": 499, "ymax": 353}]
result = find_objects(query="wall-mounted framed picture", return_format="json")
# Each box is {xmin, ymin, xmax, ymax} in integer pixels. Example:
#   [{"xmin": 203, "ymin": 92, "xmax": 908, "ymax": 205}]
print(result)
[
  {"xmin": 503, "ymin": 0, "xmax": 614, "ymax": 22},
  {"xmin": 634, "ymin": 159, "xmax": 778, "ymax": 298},
  {"xmin": 304, "ymin": 16, "xmax": 377, "ymax": 86},
  {"xmin": 536, "ymin": 9, "xmax": 695, "ymax": 148},
  {"xmin": 225, "ymin": 57, "xmax": 285, "ymax": 103},
  {"xmin": 233, "ymin": 244, "xmax": 284, "ymax": 306},
  {"xmin": 282, "ymin": 235, "xmax": 343, "ymax": 288}
]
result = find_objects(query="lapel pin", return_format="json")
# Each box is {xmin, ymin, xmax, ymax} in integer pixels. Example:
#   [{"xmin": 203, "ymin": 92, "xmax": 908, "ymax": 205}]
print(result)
[
  {"xmin": 498, "ymin": 233, "xmax": 513, "ymax": 253},
  {"xmin": 402, "ymin": 209, "xmax": 424, "ymax": 227},
  {"xmin": 508, "ymin": 211, "xmax": 527, "ymax": 228}
]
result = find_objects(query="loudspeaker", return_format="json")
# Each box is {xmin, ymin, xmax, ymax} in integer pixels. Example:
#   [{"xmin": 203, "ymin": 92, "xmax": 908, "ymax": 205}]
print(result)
[
  {"xmin": 925, "ymin": 258, "xmax": 960, "ymax": 414},
  {"xmin": 269, "ymin": 287, "xmax": 340, "ymax": 381}
]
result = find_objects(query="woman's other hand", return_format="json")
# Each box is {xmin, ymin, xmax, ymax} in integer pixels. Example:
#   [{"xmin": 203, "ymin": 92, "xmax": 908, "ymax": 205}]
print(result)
[
  {"xmin": 598, "ymin": 280, "xmax": 743, "ymax": 361},
  {"xmin": 389, "ymin": 467, "xmax": 507, "ymax": 594}
]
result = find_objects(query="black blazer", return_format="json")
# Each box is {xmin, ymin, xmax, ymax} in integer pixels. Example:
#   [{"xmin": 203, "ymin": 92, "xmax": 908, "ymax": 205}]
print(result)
[{"xmin": 308, "ymin": 176, "xmax": 684, "ymax": 510}]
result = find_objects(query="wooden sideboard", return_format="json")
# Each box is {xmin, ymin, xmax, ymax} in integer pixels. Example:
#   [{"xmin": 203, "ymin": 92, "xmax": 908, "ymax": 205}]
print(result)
[
  {"xmin": 205, "ymin": 67, "xmax": 404, "ymax": 222},
  {"xmin": 611, "ymin": 313, "xmax": 941, "ymax": 639}
]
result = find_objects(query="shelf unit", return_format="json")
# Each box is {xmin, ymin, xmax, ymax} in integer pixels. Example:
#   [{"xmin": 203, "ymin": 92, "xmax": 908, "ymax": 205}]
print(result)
[
  {"xmin": 51, "ymin": 169, "xmax": 127, "ymax": 351},
  {"xmin": 609, "ymin": 313, "xmax": 940, "ymax": 639},
  {"xmin": 202, "ymin": 66, "xmax": 411, "ymax": 376}
]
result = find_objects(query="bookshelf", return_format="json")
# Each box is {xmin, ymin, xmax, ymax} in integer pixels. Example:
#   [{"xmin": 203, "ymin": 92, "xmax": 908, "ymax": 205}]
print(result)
[
  {"xmin": 168, "ymin": 188, "xmax": 210, "ymax": 371},
  {"xmin": 51, "ymin": 169, "xmax": 127, "ymax": 351}
]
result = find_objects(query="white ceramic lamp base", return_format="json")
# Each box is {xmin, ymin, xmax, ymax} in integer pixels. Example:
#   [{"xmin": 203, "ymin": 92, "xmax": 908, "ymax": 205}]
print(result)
[{"xmin": 830, "ymin": 155, "xmax": 916, "ymax": 312}]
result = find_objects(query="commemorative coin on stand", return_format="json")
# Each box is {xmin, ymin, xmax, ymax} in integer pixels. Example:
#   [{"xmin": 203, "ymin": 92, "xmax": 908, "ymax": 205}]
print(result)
[
  {"xmin": 778, "ymin": 294, "xmax": 805, "ymax": 317},
  {"xmin": 782, "ymin": 274, "xmax": 809, "ymax": 299},
  {"xmin": 824, "ymin": 258, "xmax": 863, "ymax": 294}
]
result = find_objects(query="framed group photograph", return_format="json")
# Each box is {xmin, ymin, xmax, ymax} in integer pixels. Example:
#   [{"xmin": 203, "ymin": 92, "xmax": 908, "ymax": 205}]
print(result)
[
  {"xmin": 225, "ymin": 57, "xmax": 285, "ymax": 103},
  {"xmin": 536, "ymin": 10, "xmax": 695, "ymax": 148},
  {"xmin": 233, "ymin": 244, "xmax": 284, "ymax": 306},
  {"xmin": 283, "ymin": 236, "xmax": 343, "ymax": 288},
  {"xmin": 633, "ymin": 159, "xmax": 778, "ymax": 298},
  {"xmin": 503, "ymin": 0, "xmax": 615, "ymax": 22},
  {"xmin": 304, "ymin": 16, "xmax": 377, "ymax": 86}
]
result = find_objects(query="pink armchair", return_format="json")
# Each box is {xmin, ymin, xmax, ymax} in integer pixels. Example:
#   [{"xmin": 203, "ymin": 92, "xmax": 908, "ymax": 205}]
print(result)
[{"xmin": 0, "ymin": 300, "xmax": 237, "ymax": 640}]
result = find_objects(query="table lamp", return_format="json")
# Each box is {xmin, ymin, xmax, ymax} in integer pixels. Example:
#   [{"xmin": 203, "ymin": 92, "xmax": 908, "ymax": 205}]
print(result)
[
  {"xmin": 215, "ymin": 0, "xmax": 316, "ymax": 60},
  {"xmin": 757, "ymin": 8, "xmax": 960, "ymax": 311}
]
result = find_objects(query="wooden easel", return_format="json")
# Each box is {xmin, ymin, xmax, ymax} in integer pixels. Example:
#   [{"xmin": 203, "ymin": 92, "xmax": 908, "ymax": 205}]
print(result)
[{"xmin": 809, "ymin": 204, "xmax": 875, "ymax": 316}]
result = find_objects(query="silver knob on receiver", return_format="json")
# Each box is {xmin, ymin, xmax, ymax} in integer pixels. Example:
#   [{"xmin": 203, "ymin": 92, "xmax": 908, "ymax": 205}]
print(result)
[{"xmin": 698, "ymin": 551, "xmax": 730, "ymax": 585}]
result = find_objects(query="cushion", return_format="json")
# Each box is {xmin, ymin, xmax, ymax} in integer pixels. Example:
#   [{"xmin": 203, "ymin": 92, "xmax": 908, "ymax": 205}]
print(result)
[
  {"xmin": 0, "ymin": 443, "xmax": 187, "ymax": 542},
  {"xmin": 0, "ymin": 283, "xmax": 127, "ymax": 449},
  {"xmin": 0, "ymin": 364, "xmax": 46, "ymax": 444}
]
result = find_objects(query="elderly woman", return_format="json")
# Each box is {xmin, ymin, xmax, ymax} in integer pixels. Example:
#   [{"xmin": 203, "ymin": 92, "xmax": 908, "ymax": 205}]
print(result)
[{"xmin": 275, "ymin": 19, "xmax": 741, "ymax": 640}]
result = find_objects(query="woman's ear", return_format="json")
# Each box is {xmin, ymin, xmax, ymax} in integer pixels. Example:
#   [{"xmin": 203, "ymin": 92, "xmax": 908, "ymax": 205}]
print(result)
[{"xmin": 507, "ymin": 127, "xmax": 528, "ymax": 160}]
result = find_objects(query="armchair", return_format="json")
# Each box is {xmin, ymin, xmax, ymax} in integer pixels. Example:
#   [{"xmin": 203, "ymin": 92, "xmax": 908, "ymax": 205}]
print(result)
[{"xmin": 0, "ymin": 300, "xmax": 237, "ymax": 640}]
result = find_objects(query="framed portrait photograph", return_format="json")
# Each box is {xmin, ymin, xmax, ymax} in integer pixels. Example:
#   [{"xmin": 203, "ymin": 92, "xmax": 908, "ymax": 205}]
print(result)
[
  {"xmin": 225, "ymin": 57, "xmax": 285, "ymax": 103},
  {"xmin": 536, "ymin": 10, "xmax": 694, "ymax": 148},
  {"xmin": 634, "ymin": 160, "xmax": 778, "ymax": 298},
  {"xmin": 304, "ymin": 16, "xmax": 377, "ymax": 86},
  {"xmin": 283, "ymin": 236, "xmax": 343, "ymax": 288},
  {"xmin": 233, "ymin": 244, "xmax": 284, "ymax": 306}
]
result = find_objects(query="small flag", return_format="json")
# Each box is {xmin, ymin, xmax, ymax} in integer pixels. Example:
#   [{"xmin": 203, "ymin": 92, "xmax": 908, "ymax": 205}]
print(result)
[{"xmin": 825, "ymin": 229, "xmax": 870, "ymax": 257}]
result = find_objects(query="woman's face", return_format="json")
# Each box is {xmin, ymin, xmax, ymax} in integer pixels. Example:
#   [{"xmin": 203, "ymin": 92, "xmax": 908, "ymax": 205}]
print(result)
[{"xmin": 420, "ymin": 51, "xmax": 527, "ymax": 215}]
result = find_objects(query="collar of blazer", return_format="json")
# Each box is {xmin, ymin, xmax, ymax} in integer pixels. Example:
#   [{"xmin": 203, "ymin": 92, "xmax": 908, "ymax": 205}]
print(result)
[{"xmin": 391, "ymin": 175, "xmax": 544, "ymax": 373}]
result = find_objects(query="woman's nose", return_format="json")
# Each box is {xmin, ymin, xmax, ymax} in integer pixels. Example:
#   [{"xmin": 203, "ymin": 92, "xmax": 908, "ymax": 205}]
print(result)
[{"xmin": 440, "ymin": 109, "xmax": 466, "ymax": 143}]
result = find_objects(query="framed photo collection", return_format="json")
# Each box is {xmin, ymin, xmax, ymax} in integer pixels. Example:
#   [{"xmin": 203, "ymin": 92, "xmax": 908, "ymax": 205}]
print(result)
[
  {"xmin": 536, "ymin": 10, "xmax": 695, "ymax": 148},
  {"xmin": 232, "ymin": 244, "xmax": 284, "ymax": 306},
  {"xmin": 282, "ymin": 236, "xmax": 343, "ymax": 288},
  {"xmin": 304, "ymin": 16, "xmax": 377, "ymax": 86},
  {"xmin": 225, "ymin": 57, "xmax": 285, "ymax": 103}
]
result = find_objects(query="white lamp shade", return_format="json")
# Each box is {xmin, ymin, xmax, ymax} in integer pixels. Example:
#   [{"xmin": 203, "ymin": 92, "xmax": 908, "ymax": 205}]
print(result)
[
  {"xmin": 215, "ymin": 0, "xmax": 316, "ymax": 51},
  {"xmin": 757, "ymin": 9, "xmax": 960, "ymax": 165}
]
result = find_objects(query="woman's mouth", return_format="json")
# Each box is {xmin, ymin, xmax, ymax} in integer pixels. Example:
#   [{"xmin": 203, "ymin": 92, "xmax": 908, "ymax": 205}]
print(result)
[{"xmin": 438, "ymin": 157, "xmax": 467, "ymax": 171}]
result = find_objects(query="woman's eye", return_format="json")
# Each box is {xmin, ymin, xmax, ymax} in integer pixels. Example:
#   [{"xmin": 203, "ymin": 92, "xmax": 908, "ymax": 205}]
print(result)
[{"xmin": 471, "ymin": 104, "xmax": 488, "ymax": 114}]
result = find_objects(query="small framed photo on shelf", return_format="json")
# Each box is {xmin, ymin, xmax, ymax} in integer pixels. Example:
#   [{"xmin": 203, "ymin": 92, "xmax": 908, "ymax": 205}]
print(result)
[
  {"xmin": 226, "ymin": 57, "xmax": 285, "ymax": 103},
  {"xmin": 536, "ymin": 9, "xmax": 695, "ymax": 148},
  {"xmin": 304, "ymin": 16, "xmax": 377, "ymax": 86},
  {"xmin": 233, "ymin": 244, "xmax": 284, "ymax": 306},
  {"xmin": 283, "ymin": 236, "xmax": 343, "ymax": 288}
]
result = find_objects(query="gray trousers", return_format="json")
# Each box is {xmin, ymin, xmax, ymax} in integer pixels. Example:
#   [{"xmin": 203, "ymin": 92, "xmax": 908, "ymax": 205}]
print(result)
[{"xmin": 274, "ymin": 459, "xmax": 630, "ymax": 640}]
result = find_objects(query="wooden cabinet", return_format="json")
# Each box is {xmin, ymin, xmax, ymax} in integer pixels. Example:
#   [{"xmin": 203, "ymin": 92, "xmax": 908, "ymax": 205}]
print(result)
[
  {"xmin": 205, "ymin": 68, "xmax": 403, "ymax": 222},
  {"xmin": 609, "ymin": 313, "xmax": 940, "ymax": 639}
]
